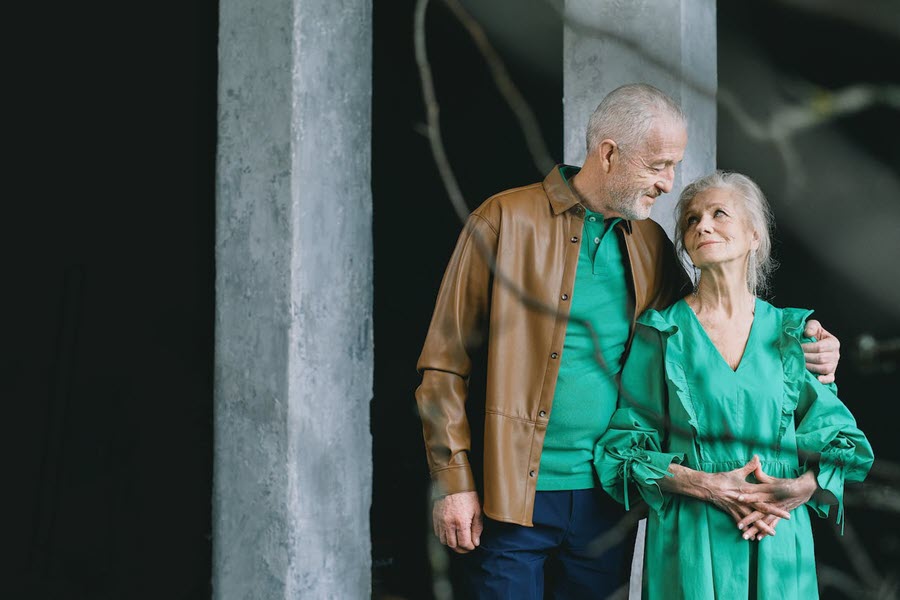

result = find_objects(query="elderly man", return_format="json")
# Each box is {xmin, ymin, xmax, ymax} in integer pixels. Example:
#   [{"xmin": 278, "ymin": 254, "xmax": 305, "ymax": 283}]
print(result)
[{"xmin": 414, "ymin": 83, "xmax": 839, "ymax": 598}]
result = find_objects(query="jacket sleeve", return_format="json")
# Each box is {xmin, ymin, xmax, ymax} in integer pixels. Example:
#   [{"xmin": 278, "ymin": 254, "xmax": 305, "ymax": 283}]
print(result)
[
  {"xmin": 594, "ymin": 323, "xmax": 684, "ymax": 514},
  {"xmin": 795, "ymin": 370, "xmax": 874, "ymax": 531},
  {"xmin": 415, "ymin": 212, "xmax": 498, "ymax": 498}
]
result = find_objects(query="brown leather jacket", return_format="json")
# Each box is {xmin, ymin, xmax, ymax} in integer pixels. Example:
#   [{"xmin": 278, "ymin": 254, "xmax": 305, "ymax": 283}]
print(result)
[{"xmin": 415, "ymin": 167, "xmax": 690, "ymax": 526}]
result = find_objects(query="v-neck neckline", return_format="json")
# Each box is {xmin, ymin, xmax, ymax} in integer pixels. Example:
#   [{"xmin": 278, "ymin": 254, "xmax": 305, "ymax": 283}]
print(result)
[{"xmin": 679, "ymin": 297, "xmax": 760, "ymax": 373}]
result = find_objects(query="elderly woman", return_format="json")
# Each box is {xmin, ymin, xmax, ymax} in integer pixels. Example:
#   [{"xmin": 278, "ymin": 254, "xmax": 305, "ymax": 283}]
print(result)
[{"xmin": 594, "ymin": 171, "xmax": 873, "ymax": 599}]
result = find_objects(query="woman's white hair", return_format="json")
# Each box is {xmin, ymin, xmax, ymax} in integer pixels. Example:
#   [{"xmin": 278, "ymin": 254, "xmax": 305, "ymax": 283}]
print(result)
[
  {"xmin": 585, "ymin": 83, "xmax": 685, "ymax": 155},
  {"xmin": 674, "ymin": 171, "xmax": 777, "ymax": 296}
]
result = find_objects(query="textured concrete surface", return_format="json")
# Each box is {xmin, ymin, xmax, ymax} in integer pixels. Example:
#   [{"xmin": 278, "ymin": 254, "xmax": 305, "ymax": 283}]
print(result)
[
  {"xmin": 214, "ymin": 0, "xmax": 373, "ymax": 598},
  {"xmin": 563, "ymin": 0, "xmax": 717, "ymax": 239}
]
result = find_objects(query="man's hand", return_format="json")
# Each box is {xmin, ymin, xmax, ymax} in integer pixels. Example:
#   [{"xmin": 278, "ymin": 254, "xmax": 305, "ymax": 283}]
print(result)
[
  {"xmin": 802, "ymin": 319, "xmax": 841, "ymax": 384},
  {"xmin": 735, "ymin": 465, "xmax": 818, "ymax": 541},
  {"xmin": 432, "ymin": 491, "xmax": 483, "ymax": 553}
]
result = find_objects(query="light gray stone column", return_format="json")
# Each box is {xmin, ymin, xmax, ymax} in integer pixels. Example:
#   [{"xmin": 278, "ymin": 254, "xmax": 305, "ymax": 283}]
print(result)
[
  {"xmin": 214, "ymin": 0, "xmax": 373, "ymax": 598},
  {"xmin": 563, "ymin": 2, "xmax": 716, "ymax": 597},
  {"xmin": 563, "ymin": 0, "xmax": 717, "ymax": 239}
]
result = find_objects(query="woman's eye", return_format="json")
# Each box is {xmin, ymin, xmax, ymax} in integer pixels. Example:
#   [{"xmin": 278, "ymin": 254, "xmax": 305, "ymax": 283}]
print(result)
[
  {"xmin": 714, "ymin": 209, "xmax": 726, "ymax": 217},
  {"xmin": 686, "ymin": 216, "xmax": 698, "ymax": 225}
]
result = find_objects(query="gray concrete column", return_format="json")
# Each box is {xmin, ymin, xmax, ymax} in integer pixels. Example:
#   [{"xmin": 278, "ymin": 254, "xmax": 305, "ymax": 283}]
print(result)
[
  {"xmin": 563, "ymin": 0, "xmax": 717, "ymax": 239},
  {"xmin": 214, "ymin": 0, "xmax": 373, "ymax": 598}
]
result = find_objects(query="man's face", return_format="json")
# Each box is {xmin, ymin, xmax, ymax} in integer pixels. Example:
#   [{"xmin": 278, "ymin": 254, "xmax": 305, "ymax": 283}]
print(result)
[{"xmin": 606, "ymin": 118, "xmax": 688, "ymax": 220}]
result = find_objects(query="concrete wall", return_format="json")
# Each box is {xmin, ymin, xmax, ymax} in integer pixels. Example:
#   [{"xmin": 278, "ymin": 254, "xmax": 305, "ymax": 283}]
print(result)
[
  {"xmin": 214, "ymin": 0, "xmax": 373, "ymax": 597},
  {"xmin": 563, "ymin": 0, "xmax": 717, "ymax": 239}
]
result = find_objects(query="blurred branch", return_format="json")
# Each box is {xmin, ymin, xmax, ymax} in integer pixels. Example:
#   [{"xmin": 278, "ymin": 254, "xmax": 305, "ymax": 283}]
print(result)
[
  {"xmin": 775, "ymin": 0, "xmax": 900, "ymax": 42},
  {"xmin": 831, "ymin": 520, "xmax": 894, "ymax": 598},
  {"xmin": 845, "ymin": 484, "xmax": 900, "ymax": 513},
  {"xmin": 443, "ymin": 0, "xmax": 557, "ymax": 174},
  {"xmin": 718, "ymin": 82, "xmax": 900, "ymax": 194},
  {"xmin": 540, "ymin": 0, "xmax": 716, "ymax": 98}
]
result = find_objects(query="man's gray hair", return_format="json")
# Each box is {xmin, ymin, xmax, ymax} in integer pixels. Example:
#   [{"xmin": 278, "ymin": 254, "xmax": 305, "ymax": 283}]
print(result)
[
  {"xmin": 585, "ymin": 83, "xmax": 685, "ymax": 155},
  {"xmin": 674, "ymin": 171, "xmax": 777, "ymax": 296}
]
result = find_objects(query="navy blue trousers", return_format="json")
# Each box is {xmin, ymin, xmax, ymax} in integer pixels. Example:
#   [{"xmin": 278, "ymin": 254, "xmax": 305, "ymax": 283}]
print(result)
[{"xmin": 458, "ymin": 488, "xmax": 632, "ymax": 599}]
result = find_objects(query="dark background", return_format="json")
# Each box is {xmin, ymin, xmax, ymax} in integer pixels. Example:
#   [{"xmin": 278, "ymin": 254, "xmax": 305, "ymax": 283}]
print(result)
[{"xmin": 9, "ymin": 1, "xmax": 898, "ymax": 598}]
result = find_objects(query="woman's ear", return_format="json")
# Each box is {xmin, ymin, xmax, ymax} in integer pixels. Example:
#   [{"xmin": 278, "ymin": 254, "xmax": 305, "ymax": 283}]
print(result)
[{"xmin": 750, "ymin": 229, "xmax": 761, "ymax": 251}]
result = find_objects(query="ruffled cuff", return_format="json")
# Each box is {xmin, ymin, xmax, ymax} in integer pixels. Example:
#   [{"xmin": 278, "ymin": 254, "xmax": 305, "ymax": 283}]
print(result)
[
  {"xmin": 805, "ymin": 439, "xmax": 856, "ymax": 533},
  {"xmin": 594, "ymin": 439, "xmax": 684, "ymax": 514}
]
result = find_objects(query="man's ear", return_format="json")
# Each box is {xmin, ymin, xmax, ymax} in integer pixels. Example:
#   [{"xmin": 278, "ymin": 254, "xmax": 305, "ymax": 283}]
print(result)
[{"xmin": 598, "ymin": 139, "xmax": 618, "ymax": 173}]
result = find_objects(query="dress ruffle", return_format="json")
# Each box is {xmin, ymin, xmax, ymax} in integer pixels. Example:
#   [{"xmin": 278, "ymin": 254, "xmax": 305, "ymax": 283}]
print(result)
[
  {"xmin": 593, "ymin": 410, "xmax": 683, "ymax": 513},
  {"xmin": 613, "ymin": 304, "xmax": 871, "ymax": 532}
]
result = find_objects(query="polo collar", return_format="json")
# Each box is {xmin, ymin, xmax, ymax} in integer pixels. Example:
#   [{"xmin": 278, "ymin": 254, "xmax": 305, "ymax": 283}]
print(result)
[{"xmin": 542, "ymin": 165, "xmax": 633, "ymax": 234}]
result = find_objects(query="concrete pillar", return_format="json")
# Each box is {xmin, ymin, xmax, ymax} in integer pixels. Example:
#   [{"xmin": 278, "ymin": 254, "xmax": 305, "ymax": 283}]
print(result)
[
  {"xmin": 563, "ymin": 2, "xmax": 716, "ymax": 596},
  {"xmin": 214, "ymin": 0, "xmax": 373, "ymax": 598},
  {"xmin": 563, "ymin": 0, "xmax": 717, "ymax": 239}
]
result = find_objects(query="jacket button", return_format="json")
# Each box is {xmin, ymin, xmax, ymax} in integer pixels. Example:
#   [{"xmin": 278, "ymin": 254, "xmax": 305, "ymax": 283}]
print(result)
[
  {"xmin": 570, "ymin": 236, "xmax": 578, "ymax": 243},
  {"xmin": 529, "ymin": 470, "xmax": 536, "ymax": 477},
  {"xmin": 539, "ymin": 410, "xmax": 546, "ymax": 418},
  {"xmin": 550, "ymin": 352, "xmax": 558, "ymax": 359},
  {"xmin": 561, "ymin": 293, "xmax": 569, "ymax": 301}
]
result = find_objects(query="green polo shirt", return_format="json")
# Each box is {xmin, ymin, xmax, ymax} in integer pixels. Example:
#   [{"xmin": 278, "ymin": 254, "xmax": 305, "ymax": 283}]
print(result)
[{"xmin": 536, "ymin": 165, "xmax": 632, "ymax": 491}]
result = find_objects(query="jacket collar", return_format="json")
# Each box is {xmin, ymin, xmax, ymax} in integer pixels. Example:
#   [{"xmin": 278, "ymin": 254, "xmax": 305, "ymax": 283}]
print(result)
[{"xmin": 542, "ymin": 165, "xmax": 633, "ymax": 234}]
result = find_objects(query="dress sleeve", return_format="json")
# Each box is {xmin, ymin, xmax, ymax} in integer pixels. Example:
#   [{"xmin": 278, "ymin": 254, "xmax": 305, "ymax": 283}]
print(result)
[
  {"xmin": 794, "ymin": 369, "xmax": 874, "ymax": 531},
  {"xmin": 594, "ymin": 321, "xmax": 685, "ymax": 514}
]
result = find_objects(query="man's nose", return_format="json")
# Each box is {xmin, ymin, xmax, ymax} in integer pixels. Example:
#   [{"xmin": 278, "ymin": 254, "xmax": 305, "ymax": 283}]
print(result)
[{"xmin": 655, "ymin": 167, "xmax": 675, "ymax": 194}]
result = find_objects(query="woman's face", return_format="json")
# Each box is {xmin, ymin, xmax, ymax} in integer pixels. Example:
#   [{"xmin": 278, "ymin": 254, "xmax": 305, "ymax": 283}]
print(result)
[{"xmin": 681, "ymin": 187, "xmax": 760, "ymax": 271}]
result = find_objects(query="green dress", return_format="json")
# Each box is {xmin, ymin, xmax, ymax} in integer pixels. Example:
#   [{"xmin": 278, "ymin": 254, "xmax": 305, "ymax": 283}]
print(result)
[{"xmin": 593, "ymin": 298, "xmax": 874, "ymax": 599}]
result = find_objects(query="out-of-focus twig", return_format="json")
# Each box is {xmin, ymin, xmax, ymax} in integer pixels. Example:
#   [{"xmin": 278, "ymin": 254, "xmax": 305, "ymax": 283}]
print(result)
[
  {"xmin": 718, "ymin": 82, "xmax": 900, "ymax": 194},
  {"xmin": 541, "ymin": 0, "xmax": 716, "ymax": 98},
  {"xmin": 444, "ymin": 0, "xmax": 556, "ymax": 175}
]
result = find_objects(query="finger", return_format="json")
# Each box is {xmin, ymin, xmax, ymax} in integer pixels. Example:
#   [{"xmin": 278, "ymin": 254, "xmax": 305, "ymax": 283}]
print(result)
[
  {"xmin": 455, "ymin": 520, "xmax": 475, "ymax": 551},
  {"xmin": 739, "ymin": 502, "xmax": 790, "ymax": 524},
  {"xmin": 802, "ymin": 320, "xmax": 825, "ymax": 340},
  {"xmin": 753, "ymin": 502, "xmax": 791, "ymax": 519},
  {"xmin": 803, "ymin": 352, "xmax": 837, "ymax": 367},
  {"xmin": 739, "ymin": 455, "xmax": 760, "ymax": 475},
  {"xmin": 736, "ymin": 491, "xmax": 775, "ymax": 505},
  {"xmin": 752, "ymin": 515, "xmax": 783, "ymax": 541},
  {"xmin": 738, "ymin": 510, "xmax": 765, "ymax": 531},
  {"xmin": 472, "ymin": 511, "xmax": 484, "ymax": 547},
  {"xmin": 754, "ymin": 518, "xmax": 777, "ymax": 537},
  {"xmin": 817, "ymin": 373, "xmax": 836, "ymax": 385},
  {"xmin": 445, "ymin": 526, "xmax": 459, "ymax": 550},
  {"xmin": 751, "ymin": 463, "xmax": 775, "ymax": 484}
]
